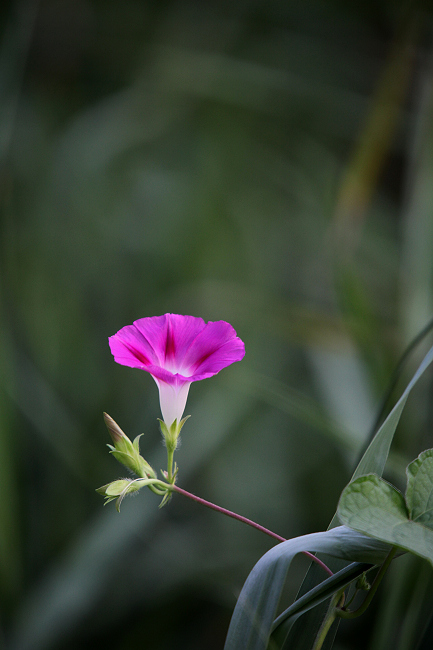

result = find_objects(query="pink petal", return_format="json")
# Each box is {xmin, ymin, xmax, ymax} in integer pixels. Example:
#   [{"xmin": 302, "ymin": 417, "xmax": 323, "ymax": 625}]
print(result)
[
  {"xmin": 189, "ymin": 338, "xmax": 246, "ymax": 380},
  {"xmin": 109, "ymin": 315, "xmax": 245, "ymax": 392},
  {"xmin": 181, "ymin": 320, "xmax": 245, "ymax": 379},
  {"xmin": 133, "ymin": 314, "xmax": 207, "ymax": 373},
  {"xmin": 109, "ymin": 324, "xmax": 160, "ymax": 369}
]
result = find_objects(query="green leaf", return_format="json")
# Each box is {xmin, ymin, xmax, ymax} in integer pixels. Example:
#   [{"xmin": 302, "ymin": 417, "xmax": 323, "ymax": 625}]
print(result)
[
  {"xmin": 405, "ymin": 449, "xmax": 433, "ymax": 527},
  {"xmin": 350, "ymin": 344, "xmax": 433, "ymax": 483},
  {"xmin": 338, "ymin": 474, "xmax": 408, "ymax": 529},
  {"xmin": 285, "ymin": 343, "xmax": 433, "ymax": 650},
  {"xmin": 337, "ymin": 474, "xmax": 433, "ymax": 567},
  {"xmin": 223, "ymin": 526, "xmax": 390, "ymax": 650},
  {"xmin": 269, "ymin": 562, "xmax": 373, "ymax": 647}
]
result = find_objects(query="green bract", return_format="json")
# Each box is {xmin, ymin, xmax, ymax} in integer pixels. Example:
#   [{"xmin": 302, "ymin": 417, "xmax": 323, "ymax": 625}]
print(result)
[{"xmin": 158, "ymin": 416, "xmax": 190, "ymax": 451}]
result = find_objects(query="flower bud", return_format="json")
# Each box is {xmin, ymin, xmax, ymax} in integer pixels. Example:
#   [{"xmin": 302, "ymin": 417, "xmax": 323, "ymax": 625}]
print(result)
[
  {"xmin": 96, "ymin": 478, "xmax": 147, "ymax": 511},
  {"xmin": 103, "ymin": 413, "xmax": 156, "ymax": 479}
]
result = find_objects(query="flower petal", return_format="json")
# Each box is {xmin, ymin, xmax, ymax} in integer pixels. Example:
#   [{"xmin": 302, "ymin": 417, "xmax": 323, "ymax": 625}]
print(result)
[
  {"xmin": 108, "ymin": 324, "xmax": 160, "ymax": 369},
  {"xmin": 133, "ymin": 314, "xmax": 207, "ymax": 374},
  {"xmin": 154, "ymin": 378, "xmax": 191, "ymax": 426},
  {"xmin": 181, "ymin": 320, "xmax": 245, "ymax": 379},
  {"xmin": 109, "ymin": 315, "xmax": 245, "ymax": 423},
  {"xmin": 189, "ymin": 338, "xmax": 246, "ymax": 380}
]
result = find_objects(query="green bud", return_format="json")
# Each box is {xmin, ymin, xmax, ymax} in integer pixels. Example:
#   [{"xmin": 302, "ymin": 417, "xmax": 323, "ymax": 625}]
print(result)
[
  {"xmin": 103, "ymin": 413, "xmax": 156, "ymax": 479},
  {"xmin": 96, "ymin": 478, "xmax": 148, "ymax": 511},
  {"xmin": 104, "ymin": 412, "xmax": 131, "ymax": 451}
]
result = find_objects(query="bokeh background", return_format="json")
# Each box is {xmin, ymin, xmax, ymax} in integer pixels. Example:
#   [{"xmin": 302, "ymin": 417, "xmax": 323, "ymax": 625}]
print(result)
[{"xmin": 2, "ymin": 0, "xmax": 433, "ymax": 648}]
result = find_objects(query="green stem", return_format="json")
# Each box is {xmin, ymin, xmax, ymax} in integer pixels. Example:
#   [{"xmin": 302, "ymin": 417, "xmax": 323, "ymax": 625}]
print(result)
[
  {"xmin": 167, "ymin": 446, "xmax": 174, "ymax": 484},
  {"xmin": 342, "ymin": 588, "xmax": 359, "ymax": 610},
  {"xmin": 149, "ymin": 484, "xmax": 167, "ymax": 496},
  {"xmin": 313, "ymin": 592, "xmax": 344, "ymax": 650},
  {"xmin": 336, "ymin": 547, "xmax": 397, "ymax": 619}
]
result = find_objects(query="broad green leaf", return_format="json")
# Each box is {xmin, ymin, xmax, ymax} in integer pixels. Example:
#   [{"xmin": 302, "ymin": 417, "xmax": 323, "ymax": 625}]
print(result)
[
  {"xmin": 223, "ymin": 526, "xmax": 390, "ymax": 650},
  {"xmin": 338, "ymin": 474, "xmax": 433, "ymax": 566},
  {"xmin": 285, "ymin": 344, "xmax": 433, "ymax": 650},
  {"xmin": 405, "ymin": 449, "xmax": 433, "ymax": 527},
  {"xmin": 338, "ymin": 474, "xmax": 408, "ymax": 529}
]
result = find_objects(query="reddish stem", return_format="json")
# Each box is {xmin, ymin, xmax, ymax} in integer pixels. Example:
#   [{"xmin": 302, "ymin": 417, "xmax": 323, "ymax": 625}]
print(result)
[{"xmin": 171, "ymin": 484, "xmax": 333, "ymax": 577}]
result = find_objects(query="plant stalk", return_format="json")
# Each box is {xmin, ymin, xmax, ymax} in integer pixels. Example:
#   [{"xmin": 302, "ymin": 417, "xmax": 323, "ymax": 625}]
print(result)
[{"xmin": 170, "ymin": 484, "xmax": 333, "ymax": 576}]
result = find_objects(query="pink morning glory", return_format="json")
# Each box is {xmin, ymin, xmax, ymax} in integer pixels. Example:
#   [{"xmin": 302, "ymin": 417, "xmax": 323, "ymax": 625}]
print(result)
[{"xmin": 109, "ymin": 314, "xmax": 245, "ymax": 427}]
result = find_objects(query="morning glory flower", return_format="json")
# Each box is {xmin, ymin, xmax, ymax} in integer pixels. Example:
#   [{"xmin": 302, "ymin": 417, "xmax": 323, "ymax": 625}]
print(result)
[{"xmin": 109, "ymin": 314, "xmax": 245, "ymax": 428}]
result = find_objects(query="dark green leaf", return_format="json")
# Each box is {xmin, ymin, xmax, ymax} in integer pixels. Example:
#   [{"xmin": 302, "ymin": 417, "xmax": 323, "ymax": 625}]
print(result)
[
  {"xmin": 224, "ymin": 526, "xmax": 390, "ymax": 650},
  {"xmin": 406, "ymin": 449, "xmax": 433, "ymax": 527},
  {"xmin": 338, "ymin": 474, "xmax": 433, "ymax": 566}
]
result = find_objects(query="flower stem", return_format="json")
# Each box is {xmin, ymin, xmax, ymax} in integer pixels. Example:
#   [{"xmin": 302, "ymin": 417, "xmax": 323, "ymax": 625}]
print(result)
[
  {"xmin": 167, "ymin": 447, "xmax": 174, "ymax": 484},
  {"xmin": 170, "ymin": 484, "xmax": 333, "ymax": 577}
]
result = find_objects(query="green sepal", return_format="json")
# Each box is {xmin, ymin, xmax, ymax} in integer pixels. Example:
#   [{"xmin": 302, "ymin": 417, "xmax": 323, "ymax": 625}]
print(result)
[
  {"xmin": 178, "ymin": 415, "xmax": 191, "ymax": 430},
  {"xmin": 96, "ymin": 483, "xmax": 113, "ymax": 496},
  {"xmin": 158, "ymin": 489, "xmax": 172, "ymax": 508},
  {"xmin": 110, "ymin": 450, "xmax": 142, "ymax": 475},
  {"xmin": 158, "ymin": 418, "xmax": 171, "ymax": 438},
  {"xmin": 109, "ymin": 449, "xmax": 156, "ymax": 479},
  {"xmin": 141, "ymin": 458, "xmax": 156, "ymax": 479},
  {"xmin": 133, "ymin": 433, "xmax": 144, "ymax": 454},
  {"xmin": 158, "ymin": 415, "xmax": 190, "ymax": 451}
]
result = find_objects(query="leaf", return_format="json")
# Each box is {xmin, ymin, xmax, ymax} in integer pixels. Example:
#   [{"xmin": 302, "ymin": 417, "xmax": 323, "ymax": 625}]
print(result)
[
  {"xmin": 283, "ymin": 343, "xmax": 433, "ymax": 649},
  {"xmin": 406, "ymin": 449, "xmax": 433, "ymax": 527},
  {"xmin": 337, "ymin": 474, "xmax": 433, "ymax": 566},
  {"xmin": 349, "ymin": 344, "xmax": 433, "ymax": 483},
  {"xmin": 269, "ymin": 562, "xmax": 373, "ymax": 647},
  {"xmin": 223, "ymin": 526, "xmax": 390, "ymax": 650}
]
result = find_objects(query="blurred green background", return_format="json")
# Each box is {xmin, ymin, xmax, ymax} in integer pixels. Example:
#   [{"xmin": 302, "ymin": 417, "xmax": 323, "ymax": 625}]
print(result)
[{"xmin": 1, "ymin": 0, "xmax": 433, "ymax": 648}]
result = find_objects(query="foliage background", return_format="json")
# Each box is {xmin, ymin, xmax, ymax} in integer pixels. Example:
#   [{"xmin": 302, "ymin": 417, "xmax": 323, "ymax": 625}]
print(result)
[{"xmin": 1, "ymin": 0, "xmax": 433, "ymax": 648}]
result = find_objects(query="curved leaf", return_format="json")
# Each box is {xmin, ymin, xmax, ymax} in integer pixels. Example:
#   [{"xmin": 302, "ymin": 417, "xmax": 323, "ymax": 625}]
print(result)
[
  {"xmin": 269, "ymin": 561, "xmax": 373, "ymax": 646},
  {"xmin": 284, "ymin": 343, "xmax": 433, "ymax": 650},
  {"xmin": 224, "ymin": 526, "xmax": 390, "ymax": 650}
]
